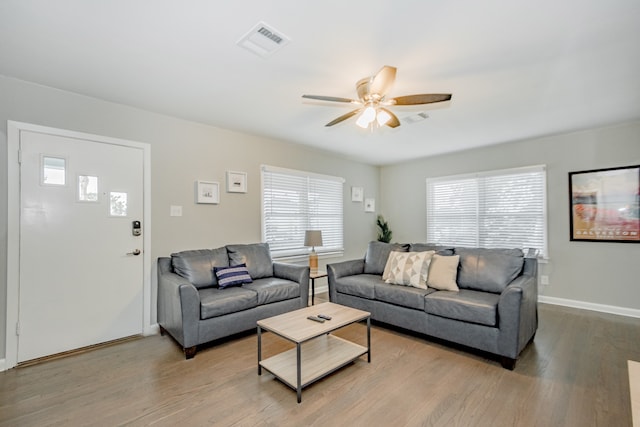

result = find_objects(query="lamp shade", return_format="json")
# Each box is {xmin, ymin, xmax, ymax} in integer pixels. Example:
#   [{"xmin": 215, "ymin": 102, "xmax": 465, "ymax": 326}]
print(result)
[{"xmin": 304, "ymin": 230, "xmax": 323, "ymax": 247}]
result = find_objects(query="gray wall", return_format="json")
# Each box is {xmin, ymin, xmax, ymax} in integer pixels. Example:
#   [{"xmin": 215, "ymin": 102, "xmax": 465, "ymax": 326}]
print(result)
[
  {"xmin": 0, "ymin": 76, "xmax": 380, "ymax": 359},
  {"xmin": 380, "ymin": 120, "xmax": 640, "ymax": 310}
]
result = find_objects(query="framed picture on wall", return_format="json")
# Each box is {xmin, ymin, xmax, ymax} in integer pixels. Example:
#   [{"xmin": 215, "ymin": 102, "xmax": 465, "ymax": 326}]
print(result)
[
  {"xmin": 351, "ymin": 186, "xmax": 364, "ymax": 202},
  {"xmin": 364, "ymin": 198, "xmax": 375, "ymax": 212},
  {"xmin": 196, "ymin": 180, "xmax": 220, "ymax": 204},
  {"xmin": 226, "ymin": 171, "xmax": 247, "ymax": 193},
  {"xmin": 569, "ymin": 164, "xmax": 639, "ymax": 243}
]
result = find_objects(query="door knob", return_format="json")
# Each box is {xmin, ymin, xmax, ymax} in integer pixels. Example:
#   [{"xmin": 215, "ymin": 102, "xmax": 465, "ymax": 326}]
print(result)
[{"xmin": 127, "ymin": 249, "xmax": 141, "ymax": 256}]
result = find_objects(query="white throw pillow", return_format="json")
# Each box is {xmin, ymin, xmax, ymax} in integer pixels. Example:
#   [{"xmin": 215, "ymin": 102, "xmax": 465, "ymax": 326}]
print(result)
[
  {"xmin": 426, "ymin": 254, "xmax": 460, "ymax": 291},
  {"xmin": 383, "ymin": 251, "xmax": 435, "ymax": 289}
]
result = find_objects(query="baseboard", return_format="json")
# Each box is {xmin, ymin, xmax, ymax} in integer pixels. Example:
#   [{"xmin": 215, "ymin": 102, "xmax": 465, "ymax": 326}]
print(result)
[
  {"xmin": 0, "ymin": 358, "xmax": 6, "ymax": 372},
  {"xmin": 539, "ymin": 295, "xmax": 640, "ymax": 319},
  {"xmin": 144, "ymin": 323, "xmax": 160, "ymax": 336},
  {"xmin": 315, "ymin": 284, "xmax": 328, "ymax": 295}
]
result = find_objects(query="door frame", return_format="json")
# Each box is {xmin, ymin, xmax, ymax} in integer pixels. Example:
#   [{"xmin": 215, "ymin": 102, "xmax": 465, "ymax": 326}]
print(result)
[{"xmin": 5, "ymin": 120, "xmax": 152, "ymax": 370}]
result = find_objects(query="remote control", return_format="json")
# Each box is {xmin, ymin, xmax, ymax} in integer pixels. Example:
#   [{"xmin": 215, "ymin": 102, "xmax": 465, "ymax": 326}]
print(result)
[
  {"xmin": 317, "ymin": 314, "xmax": 332, "ymax": 320},
  {"xmin": 307, "ymin": 315, "xmax": 325, "ymax": 323}
]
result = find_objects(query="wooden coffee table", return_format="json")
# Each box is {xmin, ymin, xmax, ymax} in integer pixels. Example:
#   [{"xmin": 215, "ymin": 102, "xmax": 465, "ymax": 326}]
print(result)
[{"xmin": 257, "ymin": 302, "xmax": 370, "ymax": 403}]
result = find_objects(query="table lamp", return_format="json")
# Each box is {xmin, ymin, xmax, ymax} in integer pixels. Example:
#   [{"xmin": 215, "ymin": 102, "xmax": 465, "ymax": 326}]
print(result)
[{"xmin": 304, "ymin": 230, "xmax": 323, "ymax": 274}]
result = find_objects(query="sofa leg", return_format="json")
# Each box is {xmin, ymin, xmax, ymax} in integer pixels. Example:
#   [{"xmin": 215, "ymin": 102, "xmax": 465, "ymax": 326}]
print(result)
[
  {"xmin": 159, "ymin": 326, "xmax": 166, "ymax": 336},
  {"xmin": 184, "ymin": 346, "xmax": 197, "ymax": 359},
  {"xmin": 500, "ymin": 356, "xmax": 516, "ymax": 370}
]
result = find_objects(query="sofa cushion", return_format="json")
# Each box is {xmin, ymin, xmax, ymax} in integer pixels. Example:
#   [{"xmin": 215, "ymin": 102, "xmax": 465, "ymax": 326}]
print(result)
[
  {"xmin": 333, "ymin": 274, "xmax": 380, "ymax": 299},
  {"xmin": 455, "ymin": 248, "xmax": 524, "ymax": 293},
  {"xmin": 374, "ymin": 282, "xmax": 436, "ymax": 311},
  {"xmin": 227, "ymin": 243, "xmax": 274, "ymax": 279},
  {"xmin": 198, "ymin": 287, "xmax": 258, "ymax": 319},
  {"xmin": 426, "ymin": 254, "xmax": 460, "ymax": 291},
  {"xmin": 383, "ymin": 250, "xmax": 435, "ymax": 289},
  {"xmin": 244, "ymin": 277, "xmax": 300, "ymax": 305},
  {"xmin": 364, "ymin": 241, "xmax": 410, "ymax": 275},
  {"xmin": 171, "ymin": 247, "xmax": 229, "ymax": 288},
  {"xmin": 214, "ymin": 264, "xmax": 253, "ymax": 289},
  {"xmin": 409, "ymin": 243, "xmax": 455, "ymax": 256},
  {"xmin": 425, "ymin": 289, "xmax": 500, "ymax": 327}
]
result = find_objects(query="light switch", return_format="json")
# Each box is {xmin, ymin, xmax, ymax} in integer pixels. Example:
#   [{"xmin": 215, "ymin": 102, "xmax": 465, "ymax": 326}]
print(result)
[{"xmin": 170, "ymin": 205, "xmax": 183, "ymax": 217}]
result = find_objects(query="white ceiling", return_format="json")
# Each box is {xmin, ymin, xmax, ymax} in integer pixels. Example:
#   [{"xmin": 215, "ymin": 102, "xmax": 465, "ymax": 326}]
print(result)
[{"xmin": 1, "ymin": 0, "xmax": 639, "ymax": 165}]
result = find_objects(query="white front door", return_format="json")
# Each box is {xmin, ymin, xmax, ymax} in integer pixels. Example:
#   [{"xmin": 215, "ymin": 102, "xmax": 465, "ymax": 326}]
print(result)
[{"xmin": 16, "ymin": 128, "xmax": 145, "ymax": 363}]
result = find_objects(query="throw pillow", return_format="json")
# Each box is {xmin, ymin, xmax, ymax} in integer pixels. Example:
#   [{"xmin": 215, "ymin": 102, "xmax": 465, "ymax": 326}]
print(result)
[
  {"xmin": 214, "ymin": 264, "xmax": 253, "ymax": 289},
  {"xmin": 383, "ymin": 251, "xmax": 435, "ymax": 289},
  {"xmin": 426, "ymin": 254, "xmax": 460, "ymax": 291}
]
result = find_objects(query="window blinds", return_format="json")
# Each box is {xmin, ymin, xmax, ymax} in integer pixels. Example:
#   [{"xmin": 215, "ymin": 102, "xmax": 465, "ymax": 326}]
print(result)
[
  {"xmin": 426, "ymin": 165, "xmax": 548, "ymax": 257},
  {"xmin": 262, "ymin": 165, "xmax": 344, "ymax": 257}
]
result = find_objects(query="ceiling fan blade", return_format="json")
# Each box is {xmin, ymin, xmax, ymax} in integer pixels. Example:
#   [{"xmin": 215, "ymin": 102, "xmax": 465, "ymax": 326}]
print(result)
[
  {"xmin": 379, "ymin": 108, "xmax": 400, "ymax": 128},
  {"xmin": 369, "ymin": 65, "xmax": 397, "ymax": 97},
  {"xmin": 389, "ymin": 93, "xmax": 452, "ymax": 105},
  {"xmin": 325, "ymin": 109, "xmax": 361, "ymax": 127},
  {"xmin": 302, "ymin": 94, "xmax": 357, "ymax": 103}
]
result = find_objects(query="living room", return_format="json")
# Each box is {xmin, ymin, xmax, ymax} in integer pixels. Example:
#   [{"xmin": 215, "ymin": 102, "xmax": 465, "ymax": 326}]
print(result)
[{"xmin": 1, "ymin": 1, "xmax": 639, "ymax": 425}]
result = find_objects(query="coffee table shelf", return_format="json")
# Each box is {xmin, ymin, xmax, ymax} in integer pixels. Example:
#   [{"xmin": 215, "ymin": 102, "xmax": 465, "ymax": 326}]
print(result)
[{"xmin": 259, "ymin": 334, "xmax": 367, "ymax": 389}]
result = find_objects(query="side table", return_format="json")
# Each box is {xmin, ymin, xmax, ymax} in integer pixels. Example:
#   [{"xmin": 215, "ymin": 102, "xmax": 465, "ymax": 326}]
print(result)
[{"xmin": 309, "ymin": 270, "xmax": 327, "ymax": 305}]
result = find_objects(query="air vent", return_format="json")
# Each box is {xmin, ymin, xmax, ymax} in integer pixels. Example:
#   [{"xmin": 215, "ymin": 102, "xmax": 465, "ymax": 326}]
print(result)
[
  {"xmin": 404, "ymin": 112, "xmax": 429, "ymax": 124},
  {"xmin": 237, "ymin": 21, "xmax": 291, "ymax": 58}
]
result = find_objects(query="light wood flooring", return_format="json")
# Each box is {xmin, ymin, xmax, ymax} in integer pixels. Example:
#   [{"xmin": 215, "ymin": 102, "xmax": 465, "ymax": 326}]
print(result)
[{"xmin": 1, "ymin": 295, "xmax": 639, "ymax": 427}]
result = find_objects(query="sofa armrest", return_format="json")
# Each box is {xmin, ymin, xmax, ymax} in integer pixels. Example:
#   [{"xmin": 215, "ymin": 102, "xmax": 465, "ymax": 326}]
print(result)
[
  {"xmin": 328, "ymin": 259, "xmax": 365, "ymax": 279},
  {"xmin": 273, "ymin": 262, "xmax": 310, "ymax": 307},
  {"xmin": 497, "ymin": 258, "xmax": 538, "ymax": 359},
  {"xmin": 327, "ymin": 259, "xmax": 365, "ymax": 302},
  {"xmin": 157, "ymin": 257, "xmax": 201, "ymax": 348}
]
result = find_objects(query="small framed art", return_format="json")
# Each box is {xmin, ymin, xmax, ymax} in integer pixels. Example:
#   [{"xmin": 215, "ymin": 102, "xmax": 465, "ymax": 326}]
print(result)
[
  {"xmin": 364, "ymin": 198, "xmax": 376, "ymax": 212},
  {"xmin": 196, "ymin": 180, "xmax": 220, "ymax": 204},
  {"xmin": 351, "ymin": 186, "xmax": 364, "ymax": 202},
  {"xmin": 226, "ymin": 171, "xmax": 247, "ymax": 193}
]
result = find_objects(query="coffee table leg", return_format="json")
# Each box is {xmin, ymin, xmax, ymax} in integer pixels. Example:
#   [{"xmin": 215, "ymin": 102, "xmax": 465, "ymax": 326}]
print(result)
[
  {"xmin": 257, "ymin": 325, "xmax": 262, "ymax": 375},
  {"xmin": 296, "ymin": 343, "xmax": 302, "ymax": 403},
  {"xmin": 367, "ymin": 317, "xmax": 371, "ymax": 363}
]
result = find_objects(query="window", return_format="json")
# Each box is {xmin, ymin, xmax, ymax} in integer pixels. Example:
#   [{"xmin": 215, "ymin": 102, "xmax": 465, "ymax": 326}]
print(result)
[
  {"xmin": 426, "ymin": 165, "xmax": 548, "ymax": 258},
  {"xmin": 78, "ymin": 175, "xmax": 99, "ymax": 202},
  {"xmin": 42, "ymin": 156, "xmax": 66, "ymax": 186},
  {"xmin": 110, "ymin": 191, "xmax": 128, "ymax": 217},
  {"xmin": 262, "ymin": 165, "xmax": 344, "ymax": 258}
]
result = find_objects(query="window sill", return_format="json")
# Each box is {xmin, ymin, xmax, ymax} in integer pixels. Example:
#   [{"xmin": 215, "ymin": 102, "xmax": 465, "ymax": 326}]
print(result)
[{"xmin": 273, "ymin": 250, "xmax": 344, "ymax": 263}]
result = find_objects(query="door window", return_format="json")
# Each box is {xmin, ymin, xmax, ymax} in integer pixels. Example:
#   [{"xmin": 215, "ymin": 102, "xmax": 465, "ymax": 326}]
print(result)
[{"xmin": 42, "ymin": 156, "xmax": 66, "ymax": 186}]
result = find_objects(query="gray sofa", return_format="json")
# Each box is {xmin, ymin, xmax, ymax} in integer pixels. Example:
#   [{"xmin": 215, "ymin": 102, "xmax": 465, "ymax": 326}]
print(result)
[
  {"xmin": 328, "ymin": 241, "xmax": 538, "ymax": 369},
  {"xmin": 158, "ymin": 243, "xmax": 309, "ymax": 359}
]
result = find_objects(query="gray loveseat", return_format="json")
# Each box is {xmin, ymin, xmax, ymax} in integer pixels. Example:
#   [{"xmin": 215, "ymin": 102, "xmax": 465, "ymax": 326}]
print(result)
[
  {"xmin": 328, "ymin": 241, "xmax": 538, "ymax": 369},
  {"xmin": 158, "ymin": 243, "xmax": 309, "ymax": 359}
]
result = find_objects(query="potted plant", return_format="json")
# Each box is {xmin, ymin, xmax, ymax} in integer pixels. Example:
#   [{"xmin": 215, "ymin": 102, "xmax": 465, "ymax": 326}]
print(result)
[{"xmin": 376, "ymin": 215, "xmax": 392, "ymax": 243}]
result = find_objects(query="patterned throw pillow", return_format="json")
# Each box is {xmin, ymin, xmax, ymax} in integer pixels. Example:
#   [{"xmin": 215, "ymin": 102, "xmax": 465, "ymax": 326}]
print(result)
[
  {"xmin": 214, "ymin": 264, "xmax": 253, "ymax": 289},
  {"xmin": 383, "ymin": 251, "xmax": 435, "ymax": 289}
]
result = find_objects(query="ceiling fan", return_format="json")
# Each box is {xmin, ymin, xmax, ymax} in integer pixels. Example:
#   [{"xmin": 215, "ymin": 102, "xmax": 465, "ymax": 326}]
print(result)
[{"xmin": 302, "ymin": 65, "xmax": 452, "ymax": 129}]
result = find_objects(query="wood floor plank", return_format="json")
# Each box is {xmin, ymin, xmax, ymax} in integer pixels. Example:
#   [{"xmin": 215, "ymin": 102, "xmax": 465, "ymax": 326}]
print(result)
[{"xmin": 1, "ymin": 299, "xmax": 639, "ymax": 426}]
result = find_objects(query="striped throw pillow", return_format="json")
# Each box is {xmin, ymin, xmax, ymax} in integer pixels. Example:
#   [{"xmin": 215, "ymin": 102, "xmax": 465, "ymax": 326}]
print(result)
[{"xmin": 214, "ymin": 264, "xmax": 253, "ymax": 289}]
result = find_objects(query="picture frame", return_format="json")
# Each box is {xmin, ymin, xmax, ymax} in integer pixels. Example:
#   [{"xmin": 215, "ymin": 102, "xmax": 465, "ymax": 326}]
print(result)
[
  {"xmin": 196, "ymin": 180, "xmax": 220, "ymax": 204},
  {"xmin": 569, "ymin": 164, "xmax": 639, "ymax": 243},
  {"xmin": 226, "ymin": 171, "xmax": 247, "ymax": 193},
  {"xmin": 351, "ymin": 186, "xmax": 364, "ymax": 202},
  {"xmin": 364, "ymin": 198, "xmax": 375, "ymax": 213}
]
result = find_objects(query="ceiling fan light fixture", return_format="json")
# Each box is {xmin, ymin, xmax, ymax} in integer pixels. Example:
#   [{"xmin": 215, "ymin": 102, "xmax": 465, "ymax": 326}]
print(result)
[
  {"xmin": 376, "ymin": 109, "xmax": 391, "ymax": 126},
  {"xmin": 356, "ymin": 106, "xmax": 377, "ymax": 128},
  {"xmin": 303, "ymin": 65, "xmax": 452, "ymax": 130}
]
